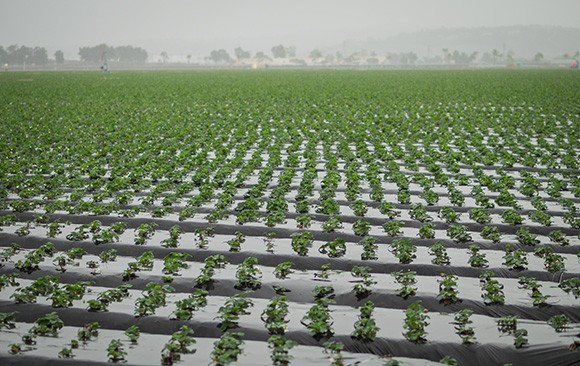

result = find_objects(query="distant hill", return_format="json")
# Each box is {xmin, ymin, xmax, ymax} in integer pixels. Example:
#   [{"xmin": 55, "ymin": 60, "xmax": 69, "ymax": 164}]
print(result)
[{"xmin": 332, "ymin": 25, "xmax": 580, "ymax": 59}]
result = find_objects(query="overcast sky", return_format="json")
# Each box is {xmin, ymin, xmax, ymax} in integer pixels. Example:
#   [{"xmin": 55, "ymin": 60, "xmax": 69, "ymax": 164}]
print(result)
[{"xmin": 1, "ymin": 0, "xmax": 579, "ymax": 59}]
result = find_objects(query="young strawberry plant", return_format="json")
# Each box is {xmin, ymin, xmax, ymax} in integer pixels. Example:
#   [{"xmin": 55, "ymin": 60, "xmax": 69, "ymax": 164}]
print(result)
[
  {"xmin": 0, "ymin": 311, "xmax": 16, "ymax": 329},
  {"xmin": 501, "ymin": 209, "xmax": 523, "ymax": 225},
  {"xmin": 267, "ymin": 334, "xmax": 297, "ymax": 366},
  {"xmin": 480, "ymin": 225, "xmax": 502, "ymax": 243},
  {"xmin": 134, "ymin": 282, "xmax": 174, "ymax": 317},
  {"xmin": 274, "ymin": 261, "xmax": 294, "ymax": 279},
  {"xmin": 291, "ymin": 231, "xmax": 313, "ymax": 256},
  {"xmin": 438, "ymin": 207, "xmax": 460, "ymax": 224},
  {"xmin": 171, "ymin": 289, "xmax": 208, "ymax": 320},
  {"xmin": 383, "ymin": 221, "xmax": 403, "ymax": 237},
  {"xmin": 502, "ymin": 244, "xmax": 528, "ymax": 270},
  {"xmin": 351, "ymin": 300, "xmax": 379, "ymax": 341},
  {"xmin": 469, "ymin": 207, "xmax": 491, "ymax": 224},
  {"xmin": 418, "ymin": 223, "xmax": 435, "ymax": 239},
  {"xmin": 194, "ymin": 227, "xmax": 215, "ymax": 249},
  {"xmin": 322, "ymin": 215, "xmax": 343, "ymax": 232},
  {"xmin": 467, "ymin": 245, "xmax": 489, "ymax": 268},
  {"xmin": 163, "ymin": 252, "xmax": 191, "ymax": 276},
  {"xmin": 30, "ymin": 312, "xmax": 64, "ymax": 336},
  {"xmin": 353, "ymin": 218, "xmax": 371, "ymax": 236},
  {"xmin": 319, "ymin": 238, "xmax": 347, "ymax": 258},
  {"xmin": 391, "ymin": 270, "xmax": 417, "ymax": 299},
  {"xmin": 261, "ymin": 295, "xmax": 290, "ymax": 335},
  {"xmin": 134, "ymin": 222, "xmax": 157, "ymax": 245},
  {"xmin": 314, "ymin": 263, "xmax": 332, "ymax": 280},
  {"xmin": 446, "ymin": 224, "xmax": 472, "ymax": 243},
  {"xmin": 379, "ymin": 201, "xmax": 401, "ymax": 219},
  {"xmin": 125, "ymin": 325, "xmax": 140, "ymax": 344},
  {"xmin": 453, "ymin": 308, "xmax": 476, "ymax": 344},
  {"xmin": 263, "ymin": 231, "xmax": 277, "ymax": 253},
  {"xmin": 543, "ymin": 252, "xmax": 565, "ymax": 272},
  {"xmin": 301, "ymin": 298, "xmax": 335, "ymax": 340},
  {"xmin": 295, "ymin": 214, "xmax": 312, "ymax": 229},
  {"xmin": 428, "ymin": 241, "xmax": 450, "ymax": 265},
  {"xmin": 211, "ymin": 332, "xmax": 244, "ymax": 366},
  {"xmin": 107, "ymin": 339, "xmax": 127, "ymax": 363},
  {"xmin": 548, "ymin": 230, "xmax": 569, "ymax": 246},
  {"xmin": 516, "ymin": 227, "xmax": 539, "ymax": 246},
  {"xmin": 390, "ymin": 238, "xmax": 416, "ymax": 264},
  {"xmin": 558, "ymin": 277, "xmax": 579, "ymax": 298},
  {"xmin": 235, "ymin": 256, "xmax": 262, "ymax": 290},
  {"xmin": 403, "ymin": 301, "xmax": 429, "ymax": 343},
  {"xmin": 359, "ymin": 236, "xmax": 378, "ymax": 260},
  {"xmin": 547, "ymin": 314, "xmax": 571, "ymax": 333},
  {"xmin": 481, "ymin": 276, "xmax": 505, "ymax": 305},
  {"xmin": 409, "ymin": 203, "xmax": 432, "ymax": 222},
  {"xmin": 437, "ymin": 273, "xmax": 460, "ymax": 304},
  {"xmin": 216, "ymin": 293, "xmax": 254, "ymax": 331},
  {"xmin": 161, "ymin": 224, "xmax": 183, "ymax": 248},
  {"xmin": 227, "ymin": 231, "xmax": 246, "ymax": 252}
]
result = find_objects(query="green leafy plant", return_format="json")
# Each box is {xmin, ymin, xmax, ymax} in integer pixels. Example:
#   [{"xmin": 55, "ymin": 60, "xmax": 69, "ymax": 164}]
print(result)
[
  {"xmin": 391, "ymin": 270, "xmax": 417, "ymax": 299},
  {"xmin": 359, "ymin": 236, "xmax": 378, "ymax": 260},
  {"xmin": 437, "ymin": 273, "xmax": 460, "ymax": 305},
  {"xmin": 351, "ymin": 301, "xmax": 379, "ymax": 341},
  {"xmin": 319, "ymin": 238, "xmax": 347, "ymax": 258},
  {"xmin": 383, "ymin": 221, "xmax": 403, "ymax": 236},
  {"xmin": 403, "ymin": 301, "xmax": 429, "ymax": 343},
  {"xmin": 235, "ymin": 256, "xmax": 262, "ymax": 290},
  {"xmin": 468, "ymin": 245, "xmax": 489, "ymax": 268},
  {"xmin": 503, "ymin": 244, "xmax": 528, "ymax": 270},
  {"xmin": 211, "ymin": 332, "xmax": 244, "ymax": 366},
  {"xmin": 125, "ymin": 325, "xmax": 140, "ymax": 343},
  {"xmin": 547, "ymin": 314, "xmax": 571, "ymax": 333},
  {"xmin": 30, "ymin": 312, "xmax": 64, "ymax": 336},
  {"xmin": 390, "ymin": 238, "xmax": 416, "ymax": 264},
  {"xmin": 274, "ymin": 261, "xmax": 294, "ymax": 280},
  {"xmin": 453, "ymin": 308, "xmax": 476, "ymax": 344},
  {"xmin": 291, "ymin": 231, "xmax": 313, "ymax": 256},
  {"xmin": 107, "ymin": 339, "xmax": 127, "ymax": 363},
  {"xmin": 429, "ymin": 241, "xmax": 450, "ymax": 265}
]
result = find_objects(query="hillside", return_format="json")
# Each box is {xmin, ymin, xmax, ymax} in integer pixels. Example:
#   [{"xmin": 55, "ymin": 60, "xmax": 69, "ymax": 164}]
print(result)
[{"xmin": 334, "ymin": 25, "xmax": 580, "ymax": 59}]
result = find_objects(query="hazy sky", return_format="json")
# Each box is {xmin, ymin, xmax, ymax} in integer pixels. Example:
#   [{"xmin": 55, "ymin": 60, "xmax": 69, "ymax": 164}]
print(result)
[{"xmin": 1, "ymin": 0, "xmax": 579, "ymax": 59}]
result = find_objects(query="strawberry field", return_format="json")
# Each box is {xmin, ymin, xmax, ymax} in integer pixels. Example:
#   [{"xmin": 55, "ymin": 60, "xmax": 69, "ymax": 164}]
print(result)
[{"xmin": 0, "ymin": 70, "xmax": 578, "ymax": 365}]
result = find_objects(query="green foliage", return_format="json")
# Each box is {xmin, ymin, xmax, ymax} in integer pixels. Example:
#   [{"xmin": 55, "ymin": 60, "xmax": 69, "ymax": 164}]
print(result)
[
  {"xmin": 403, "ymin": 301, "xmax": 429, "ymax": 343},
  {"xmin": 107, "ymin": 339, "xmax": 127, "ymax": 363},
  {"xmin": 30, "ymin": 312, "xmax": 64, "ymax": 336}
]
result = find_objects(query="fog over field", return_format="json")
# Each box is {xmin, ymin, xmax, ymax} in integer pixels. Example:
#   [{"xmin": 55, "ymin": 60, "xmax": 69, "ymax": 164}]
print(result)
[{"xmin": 1, "ymin": 0, "xmax": 579, "ymax": 61}]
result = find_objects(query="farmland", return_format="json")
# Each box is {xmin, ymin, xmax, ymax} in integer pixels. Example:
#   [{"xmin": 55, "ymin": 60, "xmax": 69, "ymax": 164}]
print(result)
[{"xmin": 0, "ymin": 69, "xmax": 578, "ymax": 365}]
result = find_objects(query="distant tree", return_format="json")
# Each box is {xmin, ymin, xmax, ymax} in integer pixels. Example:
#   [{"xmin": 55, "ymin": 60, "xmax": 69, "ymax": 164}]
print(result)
[
  {"xmin": 0, "ymin": 46, "xmax": 7, "ymax": 64},
  {"xmin": 234, "ymin": 47, "xmax": 251, "ymax": 60},
  {"xmin": 562, "ymin": 53, "xmax": 570, "ymax": 59},
  {"xmin": 407, "ymin": 52, "xmax": 418, "ymax": 65},
  {"xmin": 160, "ymin": 51, "xmax": 169, "ymax": 63},
  {"xmin": 442, "ymin": 48, "xmax": 451, "ymax": 64},
  {"xmin": 286, "ymin": 46, "xmax": 296, "ymax": 58},
  {"xmin": 207, "ymin": 49, "xmax": 233, "ymax": 64},
  {"xmin": 79, "ymin": 44, "xmax": 114, "ymax": 63},
  {"xmin": 574, "ymin": 51, "xmax": 580, "ymax": 59},
  {"xmin": 254, "ymin": 51, "xmax": 271, "ymax": 62},
  {"xmin": 186, "ymin": 54, "xmax": 192, "ymax": 63},
  {"xmin": 30, "ymin": 47, "xmax": 48, "ymax": 65},
  {"xmin": 115, "ymin": 46, "xmax": 148, "ymax": 63},
  {"xmin": 534, "ymin": 52, "xmax": 544, "ymax": 62},
  {"xmin": 54, "ymin": 50, "xmax": 64, "ymax": 64},
  {"xmin": 491, "ymin": 49, "xmax": 502, "ymax": 64},
  {"xmin": 309, "ymin": 48, "xmax": 323, "ymax": 60},
  {"xmin": 271, "ymin": 44, "xmax": 286, "ymax": 58}
]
